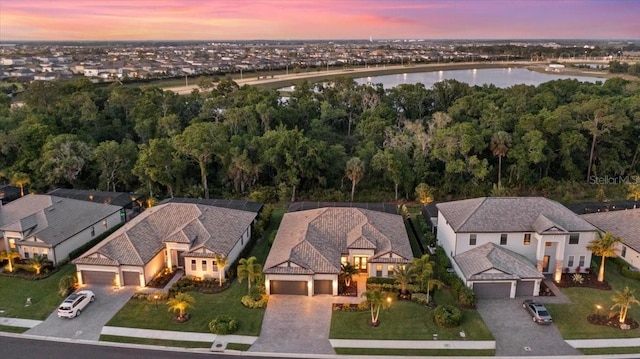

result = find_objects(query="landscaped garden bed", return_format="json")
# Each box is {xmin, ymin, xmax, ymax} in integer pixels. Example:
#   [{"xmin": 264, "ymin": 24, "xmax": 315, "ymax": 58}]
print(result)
[
  {"xmin": 587, "ymin": 313, "xmax": 639, "ymax": 330},
  {"xmin": 555, "ymin": 272, "xmax": 611, "ymax": 290}
]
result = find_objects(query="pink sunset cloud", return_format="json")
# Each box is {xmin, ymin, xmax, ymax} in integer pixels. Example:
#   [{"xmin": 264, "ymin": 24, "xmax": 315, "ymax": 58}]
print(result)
[{"xmin": 0, "ymin": 0, "xmax": 638, "ymax": 41}]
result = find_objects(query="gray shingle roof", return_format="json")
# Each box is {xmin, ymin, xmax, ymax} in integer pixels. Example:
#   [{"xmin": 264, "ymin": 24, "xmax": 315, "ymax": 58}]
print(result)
[
  {"xmin": 0, "ymin": 194, "xmax": 121, "ymax": 247},
  {"xmin": 437, "ymin": 197, "xmax": 596, "ymax": 233},
  {"xmin": 580, "ymin": 209, "xmax": 640, "ymax": 253},
  {"xmin": 454, "ymin": 242, "xmax": 544, "ymax": 281},
  {"xmin": 74, "ymin": 203, "xmax": 257, "ymax": 266},
  {"xmin": 264, "ymin": 207, "xmax": 412, "ymax": 275}
]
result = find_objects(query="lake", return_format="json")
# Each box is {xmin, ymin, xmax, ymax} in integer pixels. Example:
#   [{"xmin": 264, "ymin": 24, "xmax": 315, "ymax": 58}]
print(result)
[{"xmin": 353, "ymin": 67, "xmax": 602, "ymax": 89}]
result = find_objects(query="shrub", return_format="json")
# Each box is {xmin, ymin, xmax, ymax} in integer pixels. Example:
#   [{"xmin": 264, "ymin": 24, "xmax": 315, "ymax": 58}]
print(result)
[
  {"xmin": 209, "ymin": 315, "xmax": 239, "ymax": 334},
  {"xmin": 434, "ymin": 304, "xmax": 462, "ymax": 328},
  {"xmin": 241, "ymin": 294, "xmax": 268, "ymax": 309},
  {"xmin": 572, "ymin": 273, "xmax": 584, "ymax": 284},
  {"xmin": 411, "ymin": 293, "xmax": 430, "ymax": 306},
  {"xmin": 367, "ymin": 277, "xmax": 396, "ymax": 285},
  {"xmin": 457, "ymin": 286, "xmax": 477, "ymax": 308},
  {"xmin": 621, "ymin": 266, "xmax": 640, "ymax": 281},
  {"xmin": 58, "ymin": 274, "xmax": 77, "ymax": 297}
]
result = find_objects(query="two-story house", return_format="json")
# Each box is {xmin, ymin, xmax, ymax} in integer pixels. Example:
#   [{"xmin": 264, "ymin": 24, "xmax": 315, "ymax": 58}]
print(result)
[
  {"xmin": 581, "ymin": 208, "xmax": 640, "ymax": 269},
  {"xmin": 436, "ymin": 197, "xmax": 597, "ymax": 298}
]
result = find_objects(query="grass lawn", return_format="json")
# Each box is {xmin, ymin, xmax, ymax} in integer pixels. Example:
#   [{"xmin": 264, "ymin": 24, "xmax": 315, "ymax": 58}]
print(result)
[
  {"xmin": 330, "ymin": 288, "xmax": 493, "ymax": 340},
  {"xmin": 0, "ymin": 264, "xmax": 76, "ymax": 319},
  {"xmin": 579, "ymin": 346, "xmax": 640, "ymax": 355},
  {"xmin": 106, "ymin": 280, "xmax": 264, "ymax": 335},
  {"xmin": 0, "ymin": 325, "xmax": 28, "ymax": 333},
  {"xmin": 334, "ymin": 348, "xmax": 496, "ymax": 356},
  {"xmin": 225, "ymin": 343, "xmax": 252, "ymax": 351},
  {"xmin": 100, "ymin": 335, "xmax": 211, "ymax": 348},
  {"xmin": 546, "ymin": 258, "xmax": 640, "ymax": 339}
]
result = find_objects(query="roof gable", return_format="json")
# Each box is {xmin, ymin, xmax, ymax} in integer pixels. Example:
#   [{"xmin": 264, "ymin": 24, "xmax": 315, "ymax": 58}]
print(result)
[
  {"xmin": 454, "ymin": 242, "xmax": 544, "ymax": 281},
  {"xmin": 581, "ymin": 209, "xmax": 640, "ymax": 253}
]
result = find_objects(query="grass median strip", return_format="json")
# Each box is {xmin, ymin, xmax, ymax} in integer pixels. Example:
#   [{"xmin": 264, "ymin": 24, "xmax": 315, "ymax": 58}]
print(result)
[
  {"xmin": 0, "ymin": 325, "xmax": 28, "ymax": 333},
  {"xmin": 579, "ymin": 347, "xmax": 640, "ymax": 355},
  {"xmin": 100, "ymin": 334, "xmax": 211, "ymax": 348},
  {"xmin": 334, "ymin": 348, "xmax": 496, "ymax": 356}
]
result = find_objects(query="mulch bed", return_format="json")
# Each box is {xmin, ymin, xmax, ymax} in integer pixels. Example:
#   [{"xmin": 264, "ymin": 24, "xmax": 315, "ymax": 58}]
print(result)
[
  {"xmin": 538, "ymin": 281, "xmax": 555, "ymax": 296},
  {"xmin": 587, "ymin": 314, "xmax": 639, "ymax": 330},
  {"xmin": 338, "ymin": 281, "xmax": 357, "ymax": 297},
  {"xmin": 173, "ymin": 313, "xmax": 191, "ymax": 323},
  {"xmin": 555, "ymin": 273, "xmax": 611, "ymax": 290}
]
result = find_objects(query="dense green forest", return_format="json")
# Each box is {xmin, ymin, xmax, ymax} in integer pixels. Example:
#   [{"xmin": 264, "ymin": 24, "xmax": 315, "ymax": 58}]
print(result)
[{"xmin": 1, "ymin": 75, "xmax": 639, "ymax": 204}]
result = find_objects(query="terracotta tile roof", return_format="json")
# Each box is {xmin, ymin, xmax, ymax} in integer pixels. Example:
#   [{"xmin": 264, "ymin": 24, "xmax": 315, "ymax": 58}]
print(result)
[
  {"xmin": 581, "ymin": 209, "xmax": 640, "ymax": 253},
  {"xmin": 454, "ymin": 242, "xmax": 544, "ymax": 281},
  {"xmin": 437, "ymin": 197, "xmax": 596, "ymax": 233},
  {"xmin": 74, "ymin": 202, "xmax": 257, "ymax": 267},
  {"xmin": 264, "ymin": 207, "xmax": 412, "ymax": 275}
]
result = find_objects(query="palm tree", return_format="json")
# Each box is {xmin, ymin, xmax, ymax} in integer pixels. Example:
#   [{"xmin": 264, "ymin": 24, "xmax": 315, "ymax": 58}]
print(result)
[
  {"xmin": 345, "ymin": 157, "xmax": 365, "ymax": 201},
  {"xmin": 237, "ymin": 256, "xmax": 263, "ymax": 293},
  {"xmin": 10, "ymin": 172, "xmax": 30, "ymax": 197},
  {"xmin": 167, "ymin": 292, "xmax": 195, "ymax": 319},
  {"xmin": 340, "ymin": 262, "xmax": 359, "ymax": 287},
  {"xmin": 392, "ymin": 265, "xmax": 414, "ymax": 296},
  {"xmin": 610, "ymin": 286, "xmax": 640, "ymax": 324},
  {"xmin": 587, "ymin": 231, "xmax": 622, "ymax": 282},
  {"xmin": 490, "ymin": 131, "xmax": 512, "ymax": 186},
  {"xmin": 0, "ymin": 250, "xmax": 21, "ymax": 273},
  {"xmin": 361, "ymin": 289, "xmax": 390, "ymax": 326},
  {"xmin": 410, "ymin": 254, "xmax": 442, "ymax": 303},
  {"xmin": 28, "ymin": 254, "xmax": 48, "ymax": 275},
  {"xmin": 214, "ymin": 253, "xmax": 229, "ymax": 287},
  {"xmin": 414, "ymin": 183, "xmax": 434, "ymax": 205},
  {"xmin": 627, "ymin": 183, "xmax": 640, "ymax": 208}
]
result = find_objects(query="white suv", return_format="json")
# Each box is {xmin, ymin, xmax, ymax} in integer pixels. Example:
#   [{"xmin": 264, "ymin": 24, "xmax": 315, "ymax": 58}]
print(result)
[{"xmin": 57, "ymin": 290, "xmax": 95, "ymax": 318}]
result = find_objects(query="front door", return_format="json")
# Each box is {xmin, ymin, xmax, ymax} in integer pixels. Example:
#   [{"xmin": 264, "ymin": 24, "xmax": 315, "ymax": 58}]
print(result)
[
  {"xmin": 542, "ymin": 255, "xmax": 550, "ymax": 272},
  {"xmin": 353, "ymin": 256, "xmax": 368, "ymax": 273},
  {"xmin": 177, "ymin": 251, "xmax": 185, "ymax": 268}
]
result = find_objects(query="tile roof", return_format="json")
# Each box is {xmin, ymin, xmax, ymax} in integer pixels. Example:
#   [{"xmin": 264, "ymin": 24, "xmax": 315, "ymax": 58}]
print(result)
[
  {"xmin": 436, "ymin": 197, "xmax": 596, "ymax": 233},
  {"xmin": 454, "ymin": 242, "xmax": 544, "ymax": 281},
  {"xmin": 0, "ymin": 194, "xmax": 121, "ymax": 247},
  {"xmin": 264, "ymin": 207, "xmax": 412, "ymax": 275},
  {"xmin": 580, "ymin": 209, "xmax": 640, "ymax": 253},
  {"xmin": 74, "ymin": 202, "xmax": 257, "ymax": 266}
]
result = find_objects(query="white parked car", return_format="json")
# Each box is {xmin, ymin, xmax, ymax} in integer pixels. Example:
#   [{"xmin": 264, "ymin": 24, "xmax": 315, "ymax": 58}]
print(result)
[{"xmin": 57, "ymin": 290, "xmax": 95, "ymax": 318}]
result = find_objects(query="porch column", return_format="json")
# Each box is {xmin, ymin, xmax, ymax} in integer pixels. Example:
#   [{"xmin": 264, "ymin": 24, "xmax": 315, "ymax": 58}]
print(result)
[
  {"xmin": 76, "ymin": 270, "xmax": 84, "ymax": 286},
  {"xmin": 533, "ymin": 279, "xmax": 541, "ymax": 296},
  {"xmin": 554, "ymin": 236, "xmax": 567, "ymax": 282},
  {"xmin": 535, "ymin": 236, "xmax": 546, "ymax": 272}
]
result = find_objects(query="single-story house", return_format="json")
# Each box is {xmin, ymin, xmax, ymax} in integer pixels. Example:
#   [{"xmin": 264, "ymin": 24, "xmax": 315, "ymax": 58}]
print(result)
[
  {"xmin": 73, "ymin": 199, "xmax": 261, "ymax": 287},
  {"xmin": 0, "ymin": 194, "xmax": 123, "ymax": 264},
  {"xmin": 264, "ymin": 206, "xmax": 413, "ymax": 296},
  {"xmin": 436, "ymin": 197, "xmax": 598, "ymax": 298},
  {"xmin": 580, "ymin": 208, "xmax": 640, "ymax": 269},
  {"xmin": 46, "ymin": 188, "xmax": 145, "ymax": 220}
]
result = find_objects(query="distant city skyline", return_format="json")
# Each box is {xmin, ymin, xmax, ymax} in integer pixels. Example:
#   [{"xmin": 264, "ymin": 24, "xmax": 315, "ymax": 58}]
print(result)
[{"xmin": 1, "ymin": 0, "xmax": 638, "ymax": 42}]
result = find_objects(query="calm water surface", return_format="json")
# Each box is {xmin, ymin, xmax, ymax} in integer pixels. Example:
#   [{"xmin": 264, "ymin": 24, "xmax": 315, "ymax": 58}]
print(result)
[{"xmin": 354, "ymin": 67, "xmax": 601, "ymax": 89}]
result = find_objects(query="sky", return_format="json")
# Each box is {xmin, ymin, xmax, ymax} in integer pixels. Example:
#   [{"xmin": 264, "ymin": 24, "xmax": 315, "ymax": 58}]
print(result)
[{"xmin": 1, "ymin": 0, "xmax": 638, "ymax": 41}]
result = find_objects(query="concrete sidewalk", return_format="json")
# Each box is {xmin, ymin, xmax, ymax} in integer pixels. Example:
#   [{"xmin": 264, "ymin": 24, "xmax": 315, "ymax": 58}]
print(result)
[
  {"xmin": 0, "ymin": 317, "xmax": 42, "ymax": 328},
  {"xmin": 330, "ymin": 339, "xmax": 495, "ymax": 350},
  {"xmin": 101, "ymin": 326, "xmax": 257, "ymax": 344},
  {"xmin": 566, "ymin": 337, "xmax": 640, "ymax": 348}
]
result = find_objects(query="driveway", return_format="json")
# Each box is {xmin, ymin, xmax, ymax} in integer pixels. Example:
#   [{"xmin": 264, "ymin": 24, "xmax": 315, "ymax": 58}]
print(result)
[
  {"xmin": 25, "ymin": 285, "xmax": 135, "ymax": 341},
  {"xmin": 249, "ymin": 295, "xmax": 335, "ymax": 354},
  {"xmin": 476, "ymin": 298, "xmax": 580, "ymax": 356}
]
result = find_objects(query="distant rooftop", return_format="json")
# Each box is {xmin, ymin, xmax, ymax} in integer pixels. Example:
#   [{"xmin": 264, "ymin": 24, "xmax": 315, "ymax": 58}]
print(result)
[
  {"xmin": 160, "ymin": 197, "xmax": 263, "ymax": 213},
  {"xmin": 288, "ymin": 201, "xmax": 398, "ymax": 214}
]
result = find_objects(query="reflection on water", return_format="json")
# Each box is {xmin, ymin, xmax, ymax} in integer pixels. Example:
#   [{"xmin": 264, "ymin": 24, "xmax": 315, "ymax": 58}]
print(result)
[{"xmin": 353, "ymin": 68, "xmax": 601, "ymax": 89}]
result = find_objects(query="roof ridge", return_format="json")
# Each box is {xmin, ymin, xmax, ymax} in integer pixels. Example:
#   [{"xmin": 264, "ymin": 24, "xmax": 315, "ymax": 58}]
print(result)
[{"xmin": 455, "ymin": 197, "xmax": 488, "ymax": 231}]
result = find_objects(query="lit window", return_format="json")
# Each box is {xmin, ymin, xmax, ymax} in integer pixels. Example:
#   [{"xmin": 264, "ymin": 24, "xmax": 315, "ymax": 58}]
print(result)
[
  {"xmin": 567, "ymin": 256, "xmax": 574, "ymax": 267},
  {"xmin": 340, "ymin": 256, "xmax": 348, "ymax": 265},
  {"xmin": 388, "ymin": 265, "xmax": 394, "ymax": 274},
  {"xmin": 524, "ymin": 234, "xmax": 531, "ymax": 245},
  {"xmin": 376, "ymin": 265, "xmax": 382, "ymax": 277},
  {"xmin": 202, "ymin": 260, "xmax": 207, "ymax": 271},
  {"xmin": 569, "ymin": 234, "xmax": 579, "ymax": 245},
  {"xmin": 500, "ymin": 234, "xmax": 507, "ymax": 245},
  {"xmin": 545, "ymin": 242, "xmax": 552, "ymax": 247},
  {"xmin": 191, "ymin": 260, "xmax": 196, "ymax": 271},
  {"xmin": 469, "ymin": 234, "xmax": 477, "ymax": 246}
]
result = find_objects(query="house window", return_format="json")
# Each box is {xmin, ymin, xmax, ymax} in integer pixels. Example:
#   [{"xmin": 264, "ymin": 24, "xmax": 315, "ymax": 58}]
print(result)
[
  {"xmin": 23, "ymin": 250, "xmax": 30, "ymax": 259},
  {"xmin": 578, "ymin": 256, "xmax": 585, "ymax": 267},
  {"xmin": 41, "ymin": 249, "xmax": 48, "ymax": 260},
  {"xmin": 202, "ymin": 260, "xmax": 207, "ymax": 271},
  {"xmin": 191, "ymin": 259, "xmax": 196, "ymax": 271},
  {"xmin": 500, "ymin": 234, "xmax": 507, "ymax": 245},
  {"xmin": 340, "ymin": 256, "xmax": 348, "ymax": 265},
  {"xmin": 524, "ymin": 234, "xmax": 531, "ymax": 245},
  {"xmin": 469, "ymin": 234, "xmax": 477, "ymax": 246},
  {"xmin": 376, "ymin": 265, "xmax": 382, "ymax": 277},
  {"xmin": 241, "ymin": 236, "xmax": 244, "ymax": 245},
  {"xmin": 569, "ymin": 233, "xmax": 580, "ymax": 245},
  {"xmin": 91, "ymin": 226, "xmax": 95, "ymax": 237},
  {"xmin": 545, "ymin": 242, "xmax": 552, "ymax": 247},
  {"xmin": 568, "ymin": 256, "xmax": 574, "ymax": 267},
  {"xmin": 8, "ymin": 238, "xmax": 15, "ymax": 249},
  {"xmin": 621, "ymin": 246, "xmax": 627, "ymax": 258},
  {"xmin": 387, "ymin": 265, "xmax": 394, "ymax": 274}
]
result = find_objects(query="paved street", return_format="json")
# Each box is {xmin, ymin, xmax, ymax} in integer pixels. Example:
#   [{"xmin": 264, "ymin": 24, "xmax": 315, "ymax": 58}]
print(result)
[
  {"xmin": 249, "ymin": 295, "xmax": 335, "ymax": 354},
  {"xmin": 25, "ymin": 285, "xmax": 135, "ymax": 341}
]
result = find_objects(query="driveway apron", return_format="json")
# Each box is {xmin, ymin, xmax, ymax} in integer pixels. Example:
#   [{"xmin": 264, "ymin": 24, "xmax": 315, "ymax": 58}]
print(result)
[
  {"xmin": 26, "ymin": 285, "xmax": 135, "ymax": 341},
  {"xmin": 250, "ymin": 295, "xmax": 335, "ymax": 354},
  {"xmin": 476, "ymin": 298, "xmax": 580, "ymax": 356}
]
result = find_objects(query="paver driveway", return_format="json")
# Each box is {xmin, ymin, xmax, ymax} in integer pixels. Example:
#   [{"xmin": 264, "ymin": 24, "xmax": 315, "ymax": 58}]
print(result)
[
  {"xmin": 249, "ymin": 295, "xmax": 335, "ymax": 354},
  {"xmin": 476, "ymin": 298, "xmax": 580, "ymax": 356},
  {"xmin": 26, "ymin": 285, "xmax": 135, "ymax": 341}
]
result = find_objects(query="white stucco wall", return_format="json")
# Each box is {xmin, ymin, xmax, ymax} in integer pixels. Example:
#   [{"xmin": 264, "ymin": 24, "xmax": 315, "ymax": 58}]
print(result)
[
  {"xmin": 143, "ymin": 250, "xmax": 167, "ymax": 286},
  {"xmin": 618, "ymin": 244, "xmax": 640, "ymax": 269}
]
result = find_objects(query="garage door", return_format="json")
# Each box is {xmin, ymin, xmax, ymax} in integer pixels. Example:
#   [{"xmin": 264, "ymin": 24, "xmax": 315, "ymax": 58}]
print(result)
[
  {"xmin": 81, "ymin": 270, "xmax": 115, "ymax": 285},
  {"xmin": 314, "ymin": 280, "xmax": 333, "ymax": 295},
  {"xmin": 122, "ymin": 271, "xmax": 140, "ymax": 286},
  {"xmin": 473, "ymin": 282, "xmax": 511, "ymax": 298},
  {"xmin": 270, "ymin": 280, "xmax": 307, "ymax": 295},
  {"xmin": 516, "ymin": 280, "xmax": 535, "ymax": 297}
]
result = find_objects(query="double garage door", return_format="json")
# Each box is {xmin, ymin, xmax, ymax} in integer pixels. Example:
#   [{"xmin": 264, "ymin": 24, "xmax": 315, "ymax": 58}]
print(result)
[
  {"xmin": 81, "ymin": 270, "xmax": 140, "ymax": 286},
  {"xmin": 269, "ymin": 280, "xmax": 333, "ymax": 296},
  {"xmin": 473, "ymin": 280, "xmax": 536, "ymax": 298}
]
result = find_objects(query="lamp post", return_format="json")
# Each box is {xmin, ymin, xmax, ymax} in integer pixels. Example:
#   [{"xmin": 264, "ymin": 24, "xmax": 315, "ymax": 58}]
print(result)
[
  {"xmin": 596, "ymin": 304, "xmax": 602, "ymax": 318},
  {"xmin": 154, "ymin": 294, "xmax": 159, "ymax": 309}
]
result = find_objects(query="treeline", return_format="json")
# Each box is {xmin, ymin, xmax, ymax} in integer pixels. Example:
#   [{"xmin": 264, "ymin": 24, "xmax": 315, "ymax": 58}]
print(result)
[
  {"xmin": 609, "ymin": 61, "xmax": 640, "ymax": 77},
  {"xmin": 0, "ymin": 75, "xmax": 639, "ymax": 204}
]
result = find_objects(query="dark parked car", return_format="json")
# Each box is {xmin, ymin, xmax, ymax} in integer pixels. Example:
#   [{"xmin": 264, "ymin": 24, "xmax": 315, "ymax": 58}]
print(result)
[{"xmin": 523, "ymin": 299, "xmax": 553, "ymax": 324}]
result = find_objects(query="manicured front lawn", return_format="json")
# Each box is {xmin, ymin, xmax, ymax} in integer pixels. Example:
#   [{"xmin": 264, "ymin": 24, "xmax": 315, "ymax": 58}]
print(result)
[
  {"xmin": 546, "ymin": 258, "xmax": 640, "ymax": 339},
  {"xmin": 100, "ymin": 335, "xmax": 211, "ymax": 348},
  {"xmin": 335, "ymin": 348, "xmax": 496, "ymax": 356},
  {"xmin": 330, "ymin": 289, "xmax": 493, "ymax": 340},
  {"xmin": 579, "ymin": 346, "xmax": 640, "ymax": 355},
  {"xmin": 0, "ymin": 324, "xmax": 28, "ymax": 333},
  {"xmin": 106, "ymin": 280, "xmax": 264, "ymax": 335},
  {"xmin": 0, "ymin": 264, "xmax": 76, "ymax": 319}
]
